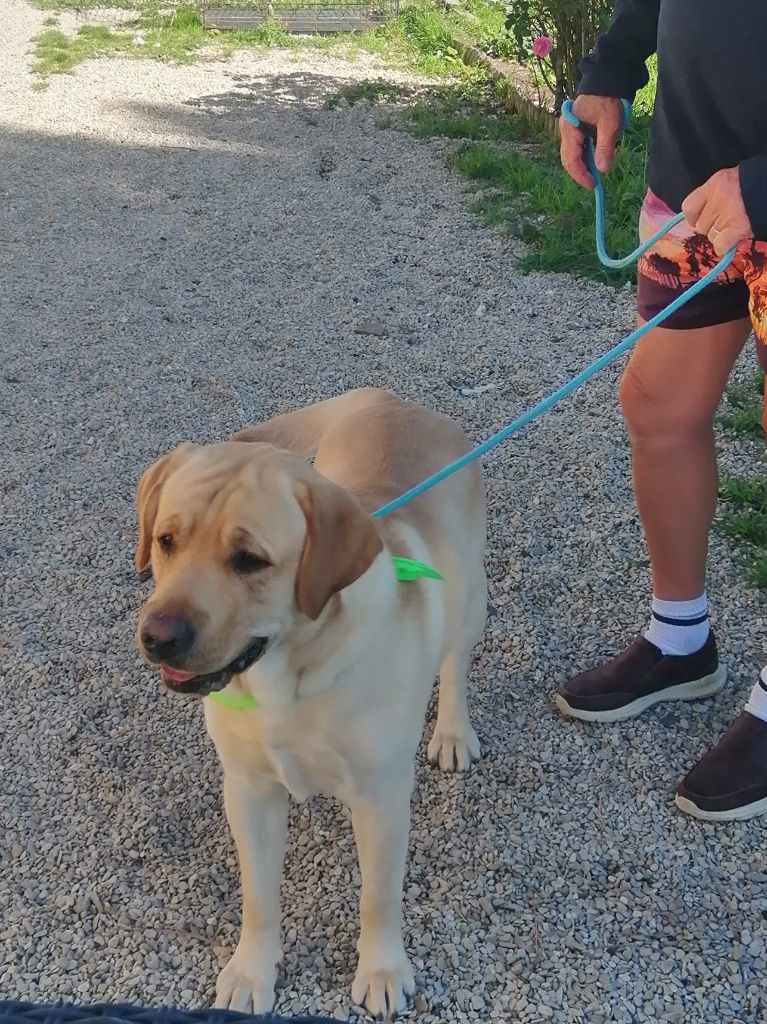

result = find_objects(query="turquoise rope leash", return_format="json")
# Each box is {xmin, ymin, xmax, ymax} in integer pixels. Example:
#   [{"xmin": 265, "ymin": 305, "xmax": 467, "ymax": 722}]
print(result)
[{"xmin": 372, "ymin": 100, "xmax": 736, "ymax": 520}]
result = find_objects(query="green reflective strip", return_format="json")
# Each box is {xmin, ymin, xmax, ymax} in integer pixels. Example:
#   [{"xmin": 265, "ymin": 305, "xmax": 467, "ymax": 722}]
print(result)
[
  {"xmin": 392, "ymin": 556, "xmax": 444, "ymax": 582},
  {"xmin": 208, "ymin": 690, "xmax": 258, "ymax": 710}
]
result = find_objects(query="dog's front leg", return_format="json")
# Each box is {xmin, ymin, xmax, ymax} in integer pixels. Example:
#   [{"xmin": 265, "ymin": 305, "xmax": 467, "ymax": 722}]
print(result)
[
  {"xmin": 215, "ymin": 774, "xmax": 288, "ymax": 1014},
  {"xmin": 349, "ymin": 778, "xmax": 415, "ymax": 1019}
]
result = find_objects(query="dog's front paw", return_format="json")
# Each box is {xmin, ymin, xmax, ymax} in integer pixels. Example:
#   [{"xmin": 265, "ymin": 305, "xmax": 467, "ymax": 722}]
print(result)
[
  {"xmin": 214, "ymin": 941, "xmax": 279, "ymax": 1014},
  {"xmin": 352, "ymin": 944, "xmax": 415, "ymax": 1019},
  {"xmin": 427, "ymin": 720, "xmax": 480, "ymax": 772}
]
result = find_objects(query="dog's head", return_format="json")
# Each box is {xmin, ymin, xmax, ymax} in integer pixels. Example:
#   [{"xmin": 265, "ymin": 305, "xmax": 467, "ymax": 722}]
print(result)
[{"xmin": 134, "ymin": 442, "xmax": 383, "ymax": 696}]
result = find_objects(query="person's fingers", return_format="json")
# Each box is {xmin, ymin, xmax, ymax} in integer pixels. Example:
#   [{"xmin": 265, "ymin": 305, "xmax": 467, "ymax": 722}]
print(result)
[
  {"xmin": 709, "ymin": 225, "xmax": 736, "ymax": 257},
  {"xmin": 681, "ymin": 181, "xmax": 708, "ymax": 230},
  {"xmin": 593, "ymin": 122, "xmax": 619, "ymax": 174},
  {"xmin": 694, "ymin": 200, "xmax": 718, "ymax": 238},
  {"xmin": 559, "ymin": 122, "xmax": 594, "ymax": 189}
]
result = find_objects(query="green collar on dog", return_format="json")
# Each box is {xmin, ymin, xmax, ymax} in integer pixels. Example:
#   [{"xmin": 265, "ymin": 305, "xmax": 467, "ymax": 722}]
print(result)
[
  {"xmin": 208, "ymin": 556, "xmax": 442, "ymax": 711},
  {"xmin": 208, "ymin": 690, "xmax": 259, "ymax": 710},
  {"xmin": 391, "ymin": 555, "xmax": 444, "ymax": 582}
]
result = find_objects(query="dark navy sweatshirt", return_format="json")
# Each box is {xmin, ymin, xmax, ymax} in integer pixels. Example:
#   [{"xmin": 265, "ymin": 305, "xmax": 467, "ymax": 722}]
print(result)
[{"xmin": 577, "ymin": 0, "xmax": 767, "ymax": 240}]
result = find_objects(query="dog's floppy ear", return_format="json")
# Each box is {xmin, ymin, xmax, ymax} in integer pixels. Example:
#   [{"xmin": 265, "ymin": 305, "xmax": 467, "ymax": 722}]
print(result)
[
  {"xmin": 294, "ymin": 476, "xmax": 383, "ymax": 621},
  {"xmin": 134, "ymin": 444, "xmax": 194, "ymax": 578}
]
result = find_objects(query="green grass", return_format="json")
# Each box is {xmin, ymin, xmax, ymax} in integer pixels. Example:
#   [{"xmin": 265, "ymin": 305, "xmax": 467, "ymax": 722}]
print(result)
[
  {"xmin": 634, "ymin": 54, "xmax": 657, "ymax": 118},
  {"xmin": 719, "ymin": 475, "xmax": 767, "ymax": 591},
  {"xmin": 324, "ymin": 79, "xmax": 412, "ymax": 109},
  {"xmin": 407, "ymin": 78, "xmax": 522, "ymax": 141},
  {"xmin": 334, "ymin": 3, "xmax": 474, "ymax": 78},
  {"xmin": 30, "ymin": 0, "xmax": 476, "ymax": 86},
  {"xmin": 32, "ymin": 24, "xmax": 136, "ymax": 82},
  {"xmin": 32, "ymin": 0, "xmax": 138, "ymax": 8},
  {"xmin": 402, "ymin": 73, "xmax": 650, "ymax": 282},
  {"xmin": 31, "ymin": 5, "xmax": 209, "ymax": 85},
  {"xmin": 718, "ymin": 370, "xmax": 766, "ymax": 437},
  {"xmin": 30, "ymin": 3, "xmax": 311, "ymax": 85},
  {"xmin": 715, "ymin": 371, "xmax": 767, "ymax": 591},
  {"xmin": 720, "ymin": 478, "xmax": 767, "ymax": 546}
]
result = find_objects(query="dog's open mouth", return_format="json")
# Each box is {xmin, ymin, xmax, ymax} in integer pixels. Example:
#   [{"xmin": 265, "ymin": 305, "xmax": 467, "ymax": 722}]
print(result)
[{"xmin": 160, "ymin": 636, "xmax": 269, "ymax": 696}]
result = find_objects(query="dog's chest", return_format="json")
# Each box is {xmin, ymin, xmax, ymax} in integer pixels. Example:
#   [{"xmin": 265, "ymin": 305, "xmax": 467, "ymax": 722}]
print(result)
[
  {"xmin": 208, "ymin": 707, "xmax": 357, "ymax": 803},
  {"xmin": 264, "ymin": 738, "xmax": 354, "ymax": 802}
]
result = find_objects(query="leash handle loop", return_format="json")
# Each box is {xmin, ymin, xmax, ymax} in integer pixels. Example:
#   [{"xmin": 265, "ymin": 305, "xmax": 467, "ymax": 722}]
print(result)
[{"xmin": 560, "ymin": 98, "xmax": 735, "ymax": 272}]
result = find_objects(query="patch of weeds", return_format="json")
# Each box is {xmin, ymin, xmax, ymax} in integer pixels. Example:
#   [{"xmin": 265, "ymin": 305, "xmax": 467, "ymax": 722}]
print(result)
[
  {"xmin": 390, "ymin": 32, "xmax": 650, "ymax": 283},
  {"xmin": 719, "ymin": 474, "xmax": 767, "ymax": 591},
  {"xmin": 634, "ymin": 54, "xmax": 657, "ymax": 119},
  {"xmin": 332, "ymin": 3, "xmax": 472, "ymax": 78},
  {"xmin": 232, "ymin": 18, "xmax": 291, "ymax": 47},
  {"xmin": 720, "ymin": 478, "xmax": 767, "ymax": 545},
  {"xmin": 403, "ymin": 74, "xmax": 524, "ymax": 144},
  {"xmin": 324, "ymin": 79, "xmax": 411, "ymax": 109},
  {"xmin": 30, "ymin": 0, "xmax": 476, "ymax": 85},
  {"xmin": 718, "ymin": 370, "xmax": 765, "ymax": 437},
  {"xmin": 32, "ymin": 4, "xmax": 213, "ymax": 85},
  {"xmin": 449, "ymin": 141, "xmax": 507, "ymax": 180},
  {"xmin": 413, "ymin": 81, "xmax": 649, "ymax": 282},
  {"xmin": 407, "ymin": 77, "xmax": 522, "ymax": 142},
  {"xmin": 32, "ymin": 0, "xmax": 137, "ymax": 8},
  {"xmin": 751, "ymin": 553, "xmax": 767, "ymax": 591},
  {"xmin": 396, "ymin": 2, "xmax": 461, "ymax": 66},
  {"xmin": 715, "ymin": 375, "xmax": 766, "ymax": 591},
  {"xmin": 32, "ymin": 24, "xmax": 135, "ymax": 83},
  {"xmin": 138, "ymin": 4, "xmax": 208, "ymax": 62},
  {"xmin": 43, "ymin": 15, "xmax": 59, "ymax": 25}
]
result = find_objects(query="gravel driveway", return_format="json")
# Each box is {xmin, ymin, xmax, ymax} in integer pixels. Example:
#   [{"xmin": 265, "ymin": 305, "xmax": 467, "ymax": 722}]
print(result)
[{"xmin": 2, "ymin": 3, "xmax": 766, "ymax": 1022}]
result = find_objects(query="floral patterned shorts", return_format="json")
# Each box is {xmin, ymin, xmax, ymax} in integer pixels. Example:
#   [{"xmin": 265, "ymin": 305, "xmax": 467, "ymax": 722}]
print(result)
[{"xmin": 637, "ymin": 189, "xmax": 767, "ymax": 380}]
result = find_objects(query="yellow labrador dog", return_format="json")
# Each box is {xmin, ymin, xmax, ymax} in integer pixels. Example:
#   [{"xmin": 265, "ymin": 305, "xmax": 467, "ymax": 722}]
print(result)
[{"xmin": 134, "ymin": 388, "xmax": 486, "ymax": 1018}]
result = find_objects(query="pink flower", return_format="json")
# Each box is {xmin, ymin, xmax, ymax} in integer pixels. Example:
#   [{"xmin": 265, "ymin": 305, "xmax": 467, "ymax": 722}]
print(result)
[{"xmin": 532, "ymin": 35, "xmax": 553, "ymax": 58}]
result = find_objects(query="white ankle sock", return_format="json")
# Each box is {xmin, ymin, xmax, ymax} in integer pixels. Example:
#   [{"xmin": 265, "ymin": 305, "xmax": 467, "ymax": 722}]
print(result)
[
  {"xmin": 745, "ymin": 667, "xmax": 767, "ymax": 724},
  {"xmin": 644, "ymin": 594, "xmax": 710, "ymax": 656}
]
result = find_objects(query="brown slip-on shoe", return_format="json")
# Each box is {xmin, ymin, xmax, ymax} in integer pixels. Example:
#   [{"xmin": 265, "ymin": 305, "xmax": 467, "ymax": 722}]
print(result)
[
  {"xmin": 676, "ymin": 711, "xmax": 767, "ymax": 821},
  {"xmin": 556, "ymin": 632, "xmax": 725, "ymax": 723}
]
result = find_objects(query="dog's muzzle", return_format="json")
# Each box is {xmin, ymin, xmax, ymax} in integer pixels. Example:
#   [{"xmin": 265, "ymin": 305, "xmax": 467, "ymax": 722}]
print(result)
[{"xmin": 161, "ymin": 636, "xmax": 269, "ymax": 696}]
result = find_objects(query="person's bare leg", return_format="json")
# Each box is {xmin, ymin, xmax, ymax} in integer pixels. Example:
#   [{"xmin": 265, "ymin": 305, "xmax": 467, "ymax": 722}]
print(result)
[
  {"xmin": 557, "ymin": 316, "xmax": 752, "ymax": 722},
  {"xmin": 618, "ymin": 318, "xmax": 751, "ymax": 600}
]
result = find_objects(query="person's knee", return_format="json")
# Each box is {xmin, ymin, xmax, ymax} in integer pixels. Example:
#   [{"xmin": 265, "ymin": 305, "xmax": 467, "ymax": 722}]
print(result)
[{"xmin": 619, "ymin": 363, "xmax": 714, "ymax": 442}]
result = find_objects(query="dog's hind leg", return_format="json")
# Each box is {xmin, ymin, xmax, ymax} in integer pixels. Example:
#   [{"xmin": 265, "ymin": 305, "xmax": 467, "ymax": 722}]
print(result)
[{"xmin": 427, "ymin": 582, "xmax": 486, "ymax": 773}]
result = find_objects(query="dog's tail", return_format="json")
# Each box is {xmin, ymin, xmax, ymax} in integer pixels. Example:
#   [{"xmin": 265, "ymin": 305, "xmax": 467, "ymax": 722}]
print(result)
[{"xmin": 231, "ymin": 387, "xmax": 398, "ymax": 459}]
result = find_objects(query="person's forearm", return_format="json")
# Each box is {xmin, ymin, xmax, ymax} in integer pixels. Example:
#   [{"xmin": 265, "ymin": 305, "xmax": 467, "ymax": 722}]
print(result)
[
  {"xmin": 740, "ymin": 156, "xmax": 767, "ymax": 242},
  {"xmin": 578, "ymin": 0, "xmax": 660, "ymax": 101}
]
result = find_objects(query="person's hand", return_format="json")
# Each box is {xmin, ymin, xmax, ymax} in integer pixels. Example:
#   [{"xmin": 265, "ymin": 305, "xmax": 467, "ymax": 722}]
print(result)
[
  {"xmin": 560, "ymin": 95, "xmax": 625, "ymax": 189},
  {"xmin": 682, "ymin": 168, "xmax": 754, "ymax": 256}
]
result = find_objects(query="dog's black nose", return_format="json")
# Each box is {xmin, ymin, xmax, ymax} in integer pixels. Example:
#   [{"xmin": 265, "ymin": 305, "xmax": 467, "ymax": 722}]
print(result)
[{"xmin": 141, "ymin": 613, "xmax": 196, "ymax": 663}]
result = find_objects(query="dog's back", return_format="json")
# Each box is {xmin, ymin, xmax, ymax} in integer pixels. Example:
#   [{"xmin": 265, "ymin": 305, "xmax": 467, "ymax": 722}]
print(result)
[{"xmin": 233, "ymin": 387, "xmax": 487, "ymax": 654}]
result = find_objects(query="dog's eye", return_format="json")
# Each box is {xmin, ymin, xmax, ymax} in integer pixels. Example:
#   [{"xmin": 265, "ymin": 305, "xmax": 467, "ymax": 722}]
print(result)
[
  {"xmin": 231, "ymin": 550, "xmax": 270, "ymax": 575},
  {"xmin": 157, "ymin": 533, "xmax": 174, "ymax": 554}
]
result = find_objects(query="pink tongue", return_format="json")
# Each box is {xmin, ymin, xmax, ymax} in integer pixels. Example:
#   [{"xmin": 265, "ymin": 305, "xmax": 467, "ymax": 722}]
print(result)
[{"xmin": 161, "ymin": 665, "xmax": 196, "ymax": 684}]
